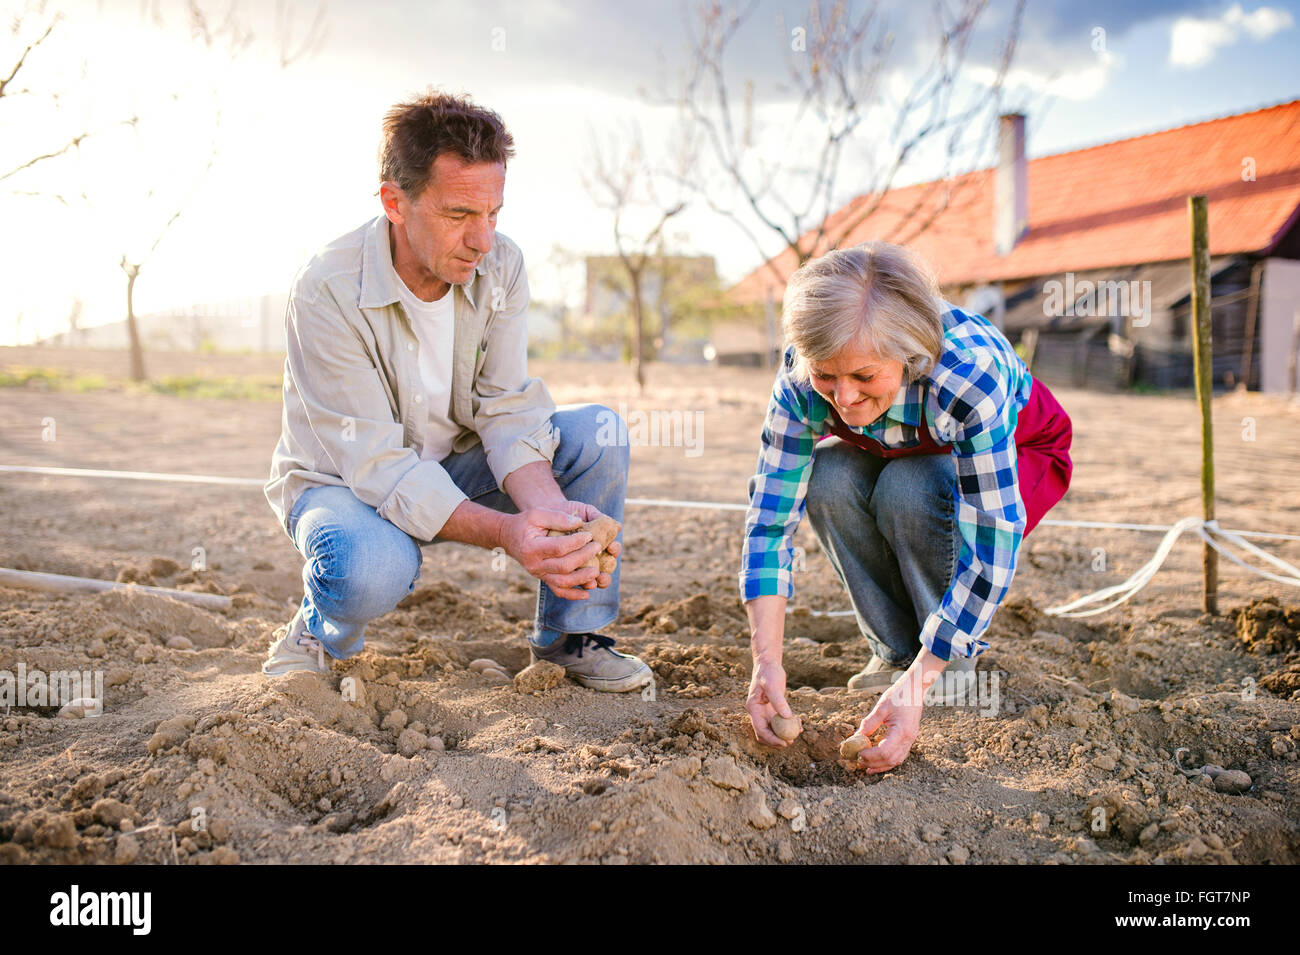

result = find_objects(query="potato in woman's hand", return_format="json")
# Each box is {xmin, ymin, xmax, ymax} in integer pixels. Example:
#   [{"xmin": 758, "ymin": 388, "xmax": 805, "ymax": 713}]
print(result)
[
  {"xmin": 771, "ymin": 714, "xmax": 802, "ymax": 742},
  {"xmin": 840, "ymin": 733, "xmax": 871, "ymax": 761},
  {"xmin": 840, "ymin": 725, "xmax": 888, "ymax": 764}
]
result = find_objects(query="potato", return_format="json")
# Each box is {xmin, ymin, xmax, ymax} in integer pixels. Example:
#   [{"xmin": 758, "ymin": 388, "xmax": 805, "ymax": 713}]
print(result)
[
  {"xmin": 770, "ymin": 714, "xmax": 802, "ymax": 741},
  {"xmin": 548, "ymin": 516, "xmax": 621, "ymax": 575},
  {"xmin": 584, "ymin": 516, "xmax": 621, "ymax": 551},
  {"xmin": 839, "ymin": 733, "xmax": 871, "ymax": 762}
]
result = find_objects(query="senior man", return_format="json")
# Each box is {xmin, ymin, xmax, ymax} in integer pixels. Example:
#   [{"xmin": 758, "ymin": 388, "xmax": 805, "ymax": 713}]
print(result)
[{"xmin": 262, "ymin": 90, "xmax": 651, "ymax": 692}]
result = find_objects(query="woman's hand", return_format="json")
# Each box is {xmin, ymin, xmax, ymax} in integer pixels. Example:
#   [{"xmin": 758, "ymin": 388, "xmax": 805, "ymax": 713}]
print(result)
[
  {"xmin": 845, "ymin": 648, "xmax": 947, "ymax": 773},
  {"xmin": 747, "ymin": 657, "xmax": 794, "ymax": 748},
  {"xmin": 744, "ymin": 594, "xmax": 792, "ymax": 747}
]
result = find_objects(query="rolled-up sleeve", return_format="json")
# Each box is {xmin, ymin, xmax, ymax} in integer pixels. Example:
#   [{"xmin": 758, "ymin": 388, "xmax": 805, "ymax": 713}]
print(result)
[
  {"xmin": 739, "ymin": 350, "xmax": 819, "ymax": 602},
  {"xmin": 286, "ymin": 280, "xmax": 468, "ymax": 541},
  {"xmin": 471, "ymin": 245, "xmax": 559, "ymax": 488},
  {"xmin": 919, "ymin": 348, "xmax": 1026, "ymax": 661}
]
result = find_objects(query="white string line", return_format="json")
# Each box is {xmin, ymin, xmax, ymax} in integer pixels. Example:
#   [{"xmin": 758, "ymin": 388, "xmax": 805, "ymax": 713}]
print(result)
[
  {"xmin": 4, "ymin": 463, "xmax": 1299, "ymax": 620},
  {"xmin": 0, "ymin": 464, "xmax": 265, "ymax": 487},
  {"xmin": 1201, "ymin": 521, "xmax": 1300, "ymax": 588},
  {"xmin": 3, "ymin": 464, "xmax": 1299, "ymax": 542},
  {"xmin": 1043, "ymin": 517, "xmax": 1300, "ymax": 618}
]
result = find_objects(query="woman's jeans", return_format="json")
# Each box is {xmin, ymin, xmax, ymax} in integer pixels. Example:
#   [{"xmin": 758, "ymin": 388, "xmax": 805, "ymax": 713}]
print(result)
[
  {"xmin": 285, "ymin": 403, "xmax": 629, "ymax": 660},
  {"xmin": 804, "ymin": 437, "xmax": 961, "ymax": 667}
]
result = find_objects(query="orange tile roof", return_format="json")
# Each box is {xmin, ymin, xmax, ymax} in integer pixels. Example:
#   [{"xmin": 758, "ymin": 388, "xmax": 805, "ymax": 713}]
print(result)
[{"xmin": 727, "ymin": 98, "xmax": 1300, "ymax": 305}]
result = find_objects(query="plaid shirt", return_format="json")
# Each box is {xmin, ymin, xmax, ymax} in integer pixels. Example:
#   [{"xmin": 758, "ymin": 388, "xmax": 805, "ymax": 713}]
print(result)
[{"xmin": 740, "ymin": 303, "xmax": 1032, "ymax": 661}]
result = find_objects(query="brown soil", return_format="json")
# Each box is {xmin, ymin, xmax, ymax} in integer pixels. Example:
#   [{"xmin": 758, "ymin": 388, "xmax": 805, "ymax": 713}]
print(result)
[{"xmin": 1, "ymin": 347, "xmax": 1298, "ymax": 864}]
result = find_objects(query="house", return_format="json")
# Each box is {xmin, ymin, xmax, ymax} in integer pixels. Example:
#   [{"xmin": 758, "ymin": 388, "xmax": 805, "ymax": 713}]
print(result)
[{"xmin": 726, "ymin": 99, "xmax": 1300, "ymax": 391}]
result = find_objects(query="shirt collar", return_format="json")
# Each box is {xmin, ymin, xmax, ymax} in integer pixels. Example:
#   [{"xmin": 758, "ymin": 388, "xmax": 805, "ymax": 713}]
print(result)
[
  {"xmin": 359, "ymin": 213, "xmax": 491, "ymax": 310},
  {"xmin": 879, "ymin": 378, "xmax": 923, "ymax": 428}
]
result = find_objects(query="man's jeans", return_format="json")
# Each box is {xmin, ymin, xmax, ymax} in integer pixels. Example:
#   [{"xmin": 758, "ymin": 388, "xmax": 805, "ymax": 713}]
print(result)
[
  {"xmin": 285, "ymin": 403, "xmax": 629, "ymax": 660},
  {"xmin": 804, "ymin": 437, "xmax": 961, "ymax": 667}
]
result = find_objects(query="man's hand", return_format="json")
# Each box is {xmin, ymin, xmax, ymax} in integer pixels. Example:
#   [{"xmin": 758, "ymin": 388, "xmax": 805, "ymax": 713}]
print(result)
[
  {"xmin": 549, "ymin": 499, "xmax": 621, "ymax": 591},
  {"xmin": 500, "ymin": 507, "xmax": 602, "ymax": 600}
]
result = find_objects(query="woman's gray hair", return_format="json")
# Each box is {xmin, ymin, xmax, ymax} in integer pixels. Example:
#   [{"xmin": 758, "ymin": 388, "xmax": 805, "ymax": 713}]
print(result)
[{"xmin": 781, "ymin": 241, "xmax": 944, "ymax": 383}]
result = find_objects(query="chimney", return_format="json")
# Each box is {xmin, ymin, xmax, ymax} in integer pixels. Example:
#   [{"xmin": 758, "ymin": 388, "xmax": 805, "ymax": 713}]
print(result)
[{"xmin": 994, "ymin": 112, "xmax": 1028, "ymax": 257}]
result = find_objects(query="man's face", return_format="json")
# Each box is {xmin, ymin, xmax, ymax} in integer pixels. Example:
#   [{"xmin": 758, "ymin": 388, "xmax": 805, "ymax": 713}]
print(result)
[
  {"xmin": 808, "ymin": 340, "xmax": 905, "ymax": 427},
  {"xmin": 382, "ymin": 153, "xmax": 505, "ymax": 294}
]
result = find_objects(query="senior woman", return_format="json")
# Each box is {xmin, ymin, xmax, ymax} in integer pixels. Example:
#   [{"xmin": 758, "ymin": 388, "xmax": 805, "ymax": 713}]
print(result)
[{"xmin": 740, "ymin": 241, "xmax": 1073, "ymax": 774}]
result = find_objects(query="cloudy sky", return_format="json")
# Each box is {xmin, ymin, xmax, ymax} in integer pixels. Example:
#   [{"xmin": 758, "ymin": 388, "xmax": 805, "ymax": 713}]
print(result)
[{"xmin": 1, "ymin": 0, "xmax": 1297, "ymax": 343}]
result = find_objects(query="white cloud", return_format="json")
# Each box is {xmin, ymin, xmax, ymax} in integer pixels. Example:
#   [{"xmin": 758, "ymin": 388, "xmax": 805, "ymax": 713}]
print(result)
[
  {"xmin": 967, "ymin": 51, "xmax": 1119, "ymax": 103},
  {"xmin": 1169, "ymin": 3, "xmax": 1295, "ymax": 68}
]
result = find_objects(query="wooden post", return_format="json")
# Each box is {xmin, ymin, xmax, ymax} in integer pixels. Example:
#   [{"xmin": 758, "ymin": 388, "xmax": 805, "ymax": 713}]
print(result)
[
  {"xmin": 1020, "ymin": 327, "xmax": 1039, "ymax": 373},
  {"xmin": 1188, "ymin": 195, "xmax": 1217, "ymax": 615}
]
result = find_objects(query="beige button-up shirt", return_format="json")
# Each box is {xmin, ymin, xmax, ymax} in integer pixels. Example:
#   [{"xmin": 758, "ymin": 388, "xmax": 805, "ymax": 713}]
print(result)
[{"xmin": 264, "ymin": 213, "xmax": 559, "ymax": 543}]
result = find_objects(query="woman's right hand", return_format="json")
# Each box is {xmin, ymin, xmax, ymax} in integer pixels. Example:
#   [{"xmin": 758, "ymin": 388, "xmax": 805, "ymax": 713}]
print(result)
[{"xmin": 747, "ymin": 656, "xmax": 794, "ymax": 748}]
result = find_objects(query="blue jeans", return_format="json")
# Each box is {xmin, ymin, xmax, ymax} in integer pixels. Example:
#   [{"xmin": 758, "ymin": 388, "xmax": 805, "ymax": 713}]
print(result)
[
  {"xmin": 286, "ymin": 403, "xmax": 629, "ymax": 660},
  {"xmin": 803, "ymin": 437, "xmax": 961, "ymax": 666}
]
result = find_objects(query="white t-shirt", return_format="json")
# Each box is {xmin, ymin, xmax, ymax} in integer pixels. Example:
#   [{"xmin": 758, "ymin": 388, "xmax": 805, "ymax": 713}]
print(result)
[{"xmin": 394, "ymin": 275, "xmax": 460, "ymax": 463}]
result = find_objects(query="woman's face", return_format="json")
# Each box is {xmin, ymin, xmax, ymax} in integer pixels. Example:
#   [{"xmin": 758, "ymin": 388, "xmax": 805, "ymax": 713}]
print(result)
[{"xmin": 808, "ymin": 341, "xmax": 905, "ymax": 427}]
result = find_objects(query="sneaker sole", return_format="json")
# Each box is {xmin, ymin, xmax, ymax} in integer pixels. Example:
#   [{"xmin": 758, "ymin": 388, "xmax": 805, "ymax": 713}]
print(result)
[
  {"xmin": 568, "ymin": 665, "xmax": 654, "ymax": 693},
  {"xmin": 261, "ymin": 658, "xmax": 329, "ymax": 678},
  {"xmin": 846, "ymin": 670, "xmax": 906, "ymax": 691}
]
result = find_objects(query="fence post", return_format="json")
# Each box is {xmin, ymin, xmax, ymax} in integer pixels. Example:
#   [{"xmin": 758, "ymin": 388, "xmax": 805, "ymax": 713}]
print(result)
[{"xmin": 1188, "ymin": 195, "xmax": 1217, "ymax": 615}]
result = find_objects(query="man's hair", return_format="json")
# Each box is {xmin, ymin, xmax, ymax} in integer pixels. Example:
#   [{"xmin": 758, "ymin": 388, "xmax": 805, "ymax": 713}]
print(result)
[{"xmin": 378, "ymin": 89, "xmax": 516, "ymax": 200}]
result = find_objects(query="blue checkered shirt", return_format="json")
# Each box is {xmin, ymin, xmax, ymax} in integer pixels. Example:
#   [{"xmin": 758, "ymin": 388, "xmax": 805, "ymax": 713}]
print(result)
[{"xmin": 739, "ymin": 303, "xmax": 1033, "ymax": 661}]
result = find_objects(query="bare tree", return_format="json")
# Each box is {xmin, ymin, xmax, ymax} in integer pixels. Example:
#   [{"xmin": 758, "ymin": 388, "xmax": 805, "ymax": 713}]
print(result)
[
  {"xmin": 658, "ymin": 0, "xmax": 1024, "ymax": 362},
  {"xmin": 583, "ymin": 121, "xmax": 693, "ymax": 393},
  {"xmin": 5, "ymin": 0, "xmax": 327, "ymax": 377},
  {"xmin": 1, "ymin": 7, "xmax": 139, "ymax": 202},
  {"xmin": 110, "ymin": 0, "xmax": 327, "ymax": 381}
]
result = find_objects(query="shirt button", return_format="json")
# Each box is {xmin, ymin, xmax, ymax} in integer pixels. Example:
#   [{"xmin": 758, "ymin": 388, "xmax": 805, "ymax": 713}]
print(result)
[
  {"xmin": 407, "ymin": 343, "xmax": 414, "ymax": 351},
  {"xmin": 414, "ymin": 394, "xmax": 423, "ymax": 403}
]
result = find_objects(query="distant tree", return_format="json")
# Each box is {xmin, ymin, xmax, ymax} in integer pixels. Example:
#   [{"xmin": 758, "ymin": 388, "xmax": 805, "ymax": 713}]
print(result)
[
  {"xmin": 582, "ymin": 120, "xmax": 694, "ymax": 392},
  {"xmin": 656, "ymin": 0, "xmax": 1024, "ymax": 364},
  {"xmin": 115, "ymin": 0, "xmax": 328, "ymax": 381},
  {"xmin": 1, "ymin": 6, "xmax": 139, "ymax": 202},
  {"xmin": 4, "ymin": 0, "xmax": 327, "ymax": 379}
]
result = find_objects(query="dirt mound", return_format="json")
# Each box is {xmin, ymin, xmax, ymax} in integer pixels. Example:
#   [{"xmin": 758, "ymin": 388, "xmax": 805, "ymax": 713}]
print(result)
[{"xmin": 1234, "ymin": 598, "xmax": 1300, "ymax": 654}]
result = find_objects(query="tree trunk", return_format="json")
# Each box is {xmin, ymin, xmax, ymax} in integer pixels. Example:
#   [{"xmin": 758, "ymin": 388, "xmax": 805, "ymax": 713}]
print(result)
[
  {"xmin": 631, "ymin": 271, "xmax": 646, "ymax": 394},
  {"xmin": 124, "ymin": 264, "xmax": 147, "ymax": 382},
  {"xmin": 764, "ymin": 286, "xmax": 777, "ymax": 369}
]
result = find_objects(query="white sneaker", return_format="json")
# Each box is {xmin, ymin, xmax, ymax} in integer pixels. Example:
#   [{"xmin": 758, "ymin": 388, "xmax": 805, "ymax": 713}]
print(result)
[
  {"xmin": 262, "ymin": 611, "xmax": 330, "ymax": 677},
  {"xmin": 925, "ymin": 654, "xmax": 978, "ymax": 706},
  {"xmin": 846, "ymin": 655, "xmax": 910, "ymax": 691}
]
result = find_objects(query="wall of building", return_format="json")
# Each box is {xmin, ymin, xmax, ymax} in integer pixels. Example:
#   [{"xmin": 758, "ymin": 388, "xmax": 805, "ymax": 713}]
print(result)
[{"xmin": 1260, "ymin": 258, "xmax": 1300, "ymax": 392}]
